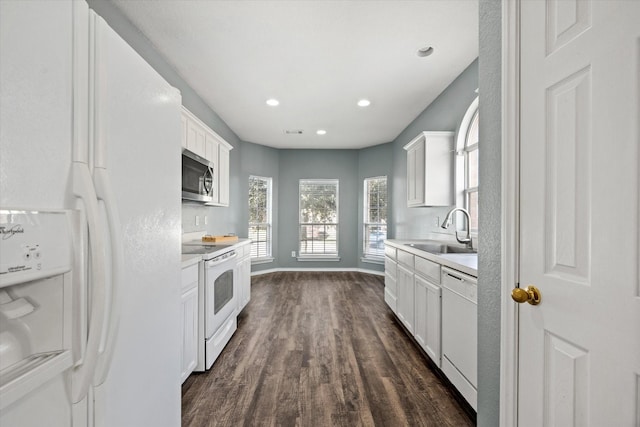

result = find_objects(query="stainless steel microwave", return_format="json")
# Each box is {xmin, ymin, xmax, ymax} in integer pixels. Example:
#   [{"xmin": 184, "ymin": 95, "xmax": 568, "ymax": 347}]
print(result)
[{"xmin": 182, "ymin": 148, "xmax": 214, "ymax": 203}]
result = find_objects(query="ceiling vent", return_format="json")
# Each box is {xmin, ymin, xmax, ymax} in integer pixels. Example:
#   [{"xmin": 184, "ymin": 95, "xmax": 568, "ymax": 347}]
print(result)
[{"xmin": 284, "ymin": 129, "xmax": 303, "ymax": 135}]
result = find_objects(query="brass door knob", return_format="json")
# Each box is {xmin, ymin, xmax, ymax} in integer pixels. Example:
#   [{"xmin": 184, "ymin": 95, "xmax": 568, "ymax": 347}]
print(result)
[{"xmin": 511, "ymin": 285, "xmax": 541, "ymax": 305}]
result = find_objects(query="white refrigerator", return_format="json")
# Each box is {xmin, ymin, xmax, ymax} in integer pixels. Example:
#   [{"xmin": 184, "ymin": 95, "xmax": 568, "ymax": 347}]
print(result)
[{"xmin": 0, "ymin": 1, "xmax": 182, "ymax": 426}]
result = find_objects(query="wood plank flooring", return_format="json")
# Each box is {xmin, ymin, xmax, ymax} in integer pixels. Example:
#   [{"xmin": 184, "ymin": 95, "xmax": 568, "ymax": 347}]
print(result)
[{"xmin": 182, "ymin": 271, "xmax": 475, "ymax": 427}]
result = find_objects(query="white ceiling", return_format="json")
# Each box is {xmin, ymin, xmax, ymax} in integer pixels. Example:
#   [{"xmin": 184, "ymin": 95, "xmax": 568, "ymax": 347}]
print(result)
[{"xmin": 111, "ymin": 0, "xmax": 478, "ymax": 149}]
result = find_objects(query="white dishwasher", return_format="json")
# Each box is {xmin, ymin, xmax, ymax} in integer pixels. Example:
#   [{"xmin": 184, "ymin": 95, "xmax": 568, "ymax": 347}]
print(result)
[{"xmin": 441, "ymin": 266, "xmax": 477, "ymax": 410}]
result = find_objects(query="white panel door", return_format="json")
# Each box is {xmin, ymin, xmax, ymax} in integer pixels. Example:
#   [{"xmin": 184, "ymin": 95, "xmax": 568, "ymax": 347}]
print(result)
[{"xmin": 518, "ymin": 1, "xmax": 640, "ymax": 425}]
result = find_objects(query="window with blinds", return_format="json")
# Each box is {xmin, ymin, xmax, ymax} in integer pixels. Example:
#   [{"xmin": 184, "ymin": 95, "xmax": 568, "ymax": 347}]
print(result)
[
  {"xmin": 363, "ymin": 176, "xmax": 387, "ymax": 259},
  {"xmin": 299, "ymin": 179, "xmax": 338, "ymax": 257},
  {"xmin": 464, "ymin": 109, "xmax": 479, "ymax": 232},
  {"xmin": 248, "ymin": 176, "xmax": 272, "ymax": 259}
]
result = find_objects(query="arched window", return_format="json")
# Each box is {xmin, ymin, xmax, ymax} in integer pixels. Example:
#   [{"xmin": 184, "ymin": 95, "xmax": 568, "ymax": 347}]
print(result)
[{"xmin": 456, "ymin": 97, "xmax": 479, "ymax": 233}]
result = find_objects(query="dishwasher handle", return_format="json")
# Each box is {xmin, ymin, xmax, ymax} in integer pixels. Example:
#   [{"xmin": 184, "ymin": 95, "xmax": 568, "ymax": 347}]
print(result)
[{"xmin": 441, "ymin": 266, "xmax": 477, "ymax": 303}]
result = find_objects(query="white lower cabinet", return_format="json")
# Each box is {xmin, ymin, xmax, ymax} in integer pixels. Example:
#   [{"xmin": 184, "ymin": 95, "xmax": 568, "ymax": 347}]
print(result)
[
  {"xmin": 414, "ymin": 274, "xmax": 442, "ymax": 367},
  {"xmin": 386, "ymin": 248, "xmax": 444, "ymax": 369},
  {"xmin": 396, "ymin": 263, "xmax": 415, "ymax": 334},
  {"xmin": 180, "ymin": 263, "xmax": 199, "ymax": 383},
  {"xmin": 237, "ymin": 244, "xmax": 251, "ymax": 312},
  {"xmin": 385, "ymin": 243, "xmax": 477, "ymax": 410},
  {"xmin": 384, "ymin": 256, "xmax": 398, "ymax": 313}
]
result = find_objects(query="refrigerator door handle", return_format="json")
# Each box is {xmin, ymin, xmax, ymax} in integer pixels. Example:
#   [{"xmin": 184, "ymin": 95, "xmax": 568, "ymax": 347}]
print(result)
[
  {"xmin": 71, "ymin": 162, "xmax": 108, "ymax": 403},
  {"xmin": 93, "ymin": 167, "xmax": 123, "ymax": 386}
]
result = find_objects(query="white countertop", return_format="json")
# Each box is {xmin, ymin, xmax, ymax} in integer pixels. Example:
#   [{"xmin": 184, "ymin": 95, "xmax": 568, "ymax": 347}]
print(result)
[
  {"xmin": 385, "ymin": 239, "xmax": 478, "ymax": 277},
  {"xmin": 181, "ymin": 253, "xmax": 202, "ymax": 269}
]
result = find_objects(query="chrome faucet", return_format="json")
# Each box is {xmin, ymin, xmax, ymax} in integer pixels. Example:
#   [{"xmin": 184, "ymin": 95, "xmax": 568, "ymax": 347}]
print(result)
[{"xmin": 440, "ymin": 207, "xmax": 473, "ymax": 249}]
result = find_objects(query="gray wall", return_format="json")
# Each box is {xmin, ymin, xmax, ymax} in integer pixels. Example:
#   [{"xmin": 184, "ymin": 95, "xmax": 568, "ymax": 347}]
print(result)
[
  {"xmin": 239, "ymin": 142, "xmax": 281, "ymax": 272},
  {"xmin": 87, "ymin": 0, "xmax": 244, "ymax": 237},
  {"xmin": 277, "ymin": 150, "xmax": 360, "ymax": 269},
  {"xmin": 390, "ymin": 59, "xmax": 479, "ymax": 242},
  {"xmin": 478, "ymin": 0, "xmax": 501, "ymax": 425},
  {"xmin": 357, "ymin": 143, "xmax": 394, "ymax": 272}
]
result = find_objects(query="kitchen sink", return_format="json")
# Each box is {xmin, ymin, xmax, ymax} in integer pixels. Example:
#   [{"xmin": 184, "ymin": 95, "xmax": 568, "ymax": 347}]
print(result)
[{"xmin": 404, "ymin": 242, "xmax": 476, "ymax": 254}]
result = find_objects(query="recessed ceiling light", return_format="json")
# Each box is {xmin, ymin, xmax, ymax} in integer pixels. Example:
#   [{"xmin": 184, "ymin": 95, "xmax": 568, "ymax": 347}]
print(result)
[
  {"xmin": 357, "ymin": 99, "xmax": 371, "ymax": 107},
  {"xmin": 316, "ymin": 129, "xmax": 327, "ymax": 135},
  {"xmin": 266, "ymin": 98, "xmax": 279, "ymax": 106},
  {"xmin": 416, "ymin": 46, "xmax": 434, "ymax": 57}
]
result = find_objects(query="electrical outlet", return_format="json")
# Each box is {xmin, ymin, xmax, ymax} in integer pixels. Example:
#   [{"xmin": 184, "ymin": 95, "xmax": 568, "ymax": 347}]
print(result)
[
  {"xmin": 291, "ymin": 251, "xmax": 296, "ymax": 258},
  {"xmin": 195, "ymin": 215, "xmax": 200, "ymax": 226},
  {"xmin": 435, "ymin": 216, "xmax": 440, "ymax": 227},
  {"xmin": 204, "ymin": 216, "xmax": 208, "ymax": 225}
]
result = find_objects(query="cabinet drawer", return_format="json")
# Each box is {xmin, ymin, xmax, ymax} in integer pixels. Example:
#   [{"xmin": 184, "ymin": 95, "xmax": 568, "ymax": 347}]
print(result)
[
  {"xmin": 181, "ymin": 263, "xmax": 199, "ymax": 292},
  {"xmin": 385, "ymin": 256, "xmax": 397, "ymax": 279},
  {"xmin": 415, "ymin": 256, "xmax": 440, "ymax": 284},
  {"xmin": 397, "ymin": 250, "xmax": 414, "ymax": 268},
  {"xmin": 384, "ymin": 272, "xmax": 397, "ymax": 294},
  {"xmin": 384, "ymin": 245, "xmax": 397, "ymax": 260}
]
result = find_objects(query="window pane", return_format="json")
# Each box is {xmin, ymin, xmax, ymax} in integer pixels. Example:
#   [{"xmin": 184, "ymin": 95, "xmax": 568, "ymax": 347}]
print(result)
[
  {"xmin": 468, "ymin": 147, "xmax": 479, "ymax": 188},
  {"xmin": 249, "ymin": 176, "xmax": 272, "ymax": 258},
  {"xmin": 299, "ymin": 180, "xmax": 339, "ymax": 256},
  {"xmin": 363, "ymin": 176, "xmax": 387, "ymax": 258},
  {"xmin": 468, "ymin": 190, "xmax": 478, "ymax": 231},
  {"xmin": 466, "ymin": 111, "xmax": 479, "ymax": 147},
  {"xmin": 299, "ymin": 224, "xmax": 338, "ymax": 255},
  {"xmin": 364, "ymin": 224, "xmax": 387, "ymax": 258}
]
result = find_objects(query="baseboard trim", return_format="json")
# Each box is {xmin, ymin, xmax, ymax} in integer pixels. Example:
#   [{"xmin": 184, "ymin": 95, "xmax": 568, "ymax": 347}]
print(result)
[{"xmin": 251, "ymin": 267, "xmax": 385, "ymax": 277}]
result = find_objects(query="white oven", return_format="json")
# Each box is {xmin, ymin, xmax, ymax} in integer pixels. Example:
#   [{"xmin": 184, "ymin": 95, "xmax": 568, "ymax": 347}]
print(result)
[{"xmin": 198, "ymin": 248, "xmax": 238, "ymax": 370}]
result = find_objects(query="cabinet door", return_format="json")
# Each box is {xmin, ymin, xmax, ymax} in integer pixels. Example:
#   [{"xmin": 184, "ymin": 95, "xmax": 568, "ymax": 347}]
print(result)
[
  {"xmin": 384, "ymin": 256, "xmax": 397, "ymax": 280},
  {"xmin": 406, "ymin": 141, "xmax": 425, "ymax": 206},
  {"xmin": 205, "ymin": 133, "xmax": 219, "ymax": 203},
  {"xmin": 217, "ymin": 144, "xmax": 230, "ymax": 206},
  {"xmin": 236, "ymin": 253, "xmax": 251, "ymax": 312},
  {"xmin": 414, "ymin": 275, "xmax": 442, "ymax": 366},
  {"xmin": 180, "ymin": 286, "xmax": 198, "ymax": 383},
  {"xmin": 404, "ymin": 132, "xmax": 453, "ymax": 207},
  {"xmin": 180, "ymin": 114, "xmax": 188, "ymax": 149},
  {"xmin": 186, "ymin": 119, "xmax": 206, "ymax": 158},
  {"xmin": 396, "ymin": 264, "xmax": 414, "ymax": 334},
  {"xmin": 384, "ymin": 274, "xmax": 397, "ymax": 314}
]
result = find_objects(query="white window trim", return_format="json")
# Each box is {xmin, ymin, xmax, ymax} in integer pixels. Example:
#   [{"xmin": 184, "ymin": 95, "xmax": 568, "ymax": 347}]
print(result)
[
  {"xmin": 363, "ymin": 176, "xmax": 387, "ymax": 262},
  {"xmin": 298, "ymin": 179, "xmax": 339, "ymax": 259},
  {"xmin": 248, "ymin": 175, "xmax": 273, "ymax": 260},
  {"xmin": 455, "ymin": 96, "xmax": 479, "ymax": 237}
]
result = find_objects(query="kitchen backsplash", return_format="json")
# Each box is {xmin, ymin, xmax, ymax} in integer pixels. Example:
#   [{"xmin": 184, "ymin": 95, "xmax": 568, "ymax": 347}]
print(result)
[{"xmin": 181, "ymin": 203, "xmax": 210, "ymax": 233}]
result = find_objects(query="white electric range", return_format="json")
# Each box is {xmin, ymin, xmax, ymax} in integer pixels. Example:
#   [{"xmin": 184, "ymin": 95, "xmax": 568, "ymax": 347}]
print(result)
[{"xmin": 181, "ymin": 242, "xmax": 238, "ymax": 370}]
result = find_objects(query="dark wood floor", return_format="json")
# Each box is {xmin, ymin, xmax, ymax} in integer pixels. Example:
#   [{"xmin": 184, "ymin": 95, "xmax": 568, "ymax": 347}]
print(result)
[{"xmin": 182, "ymin": 271, "xmax": 475, "ymax": 427}]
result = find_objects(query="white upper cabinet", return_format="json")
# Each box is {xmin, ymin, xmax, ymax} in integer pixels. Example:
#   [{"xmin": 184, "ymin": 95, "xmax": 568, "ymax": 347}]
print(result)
[
  {"xmin": 181, "ymin": 107, "xmax": 233, "ymax": 207},
  {"xmin": 403, "ymin": 131, "xmax": 454, "ymax": 207},
  {"xmin": 217, "ymin": 143, "xmax": 230, "ymax": 206},
  {"xmin": 180, "ymin": 114, "xmax": 188, "ymax": 149},
  {"xmin": 186, "ymin": 118, "xmax": 206, "ymax": 158}
]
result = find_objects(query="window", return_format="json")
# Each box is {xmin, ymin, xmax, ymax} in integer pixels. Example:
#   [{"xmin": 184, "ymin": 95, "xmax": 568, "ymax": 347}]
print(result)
[
  {"xmin": 363, "ymin": 176, "xmax": 387, "ymax": 259},
  {"xmin": 248, "ymin": 176, "xmax": 272, "ymax": 260},
  {"xmin": 299, "ymin": 179, "xmax": 338, "ymax": 257},
  {"xmin": 456, "ymin": 97, "xmax": 479, "ymax": 232}
]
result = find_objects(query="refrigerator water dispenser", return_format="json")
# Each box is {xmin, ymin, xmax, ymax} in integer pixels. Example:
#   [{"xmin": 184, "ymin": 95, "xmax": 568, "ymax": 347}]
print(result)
[{"xmin": 0, "ymin": 210, "xmax": 74, "ymax": 410}]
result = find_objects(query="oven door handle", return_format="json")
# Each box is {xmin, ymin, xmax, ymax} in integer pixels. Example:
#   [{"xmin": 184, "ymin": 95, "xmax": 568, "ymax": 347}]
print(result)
[{"xmin": 206, "ymin": 252, "xmax": 237, "ymax": 268}]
